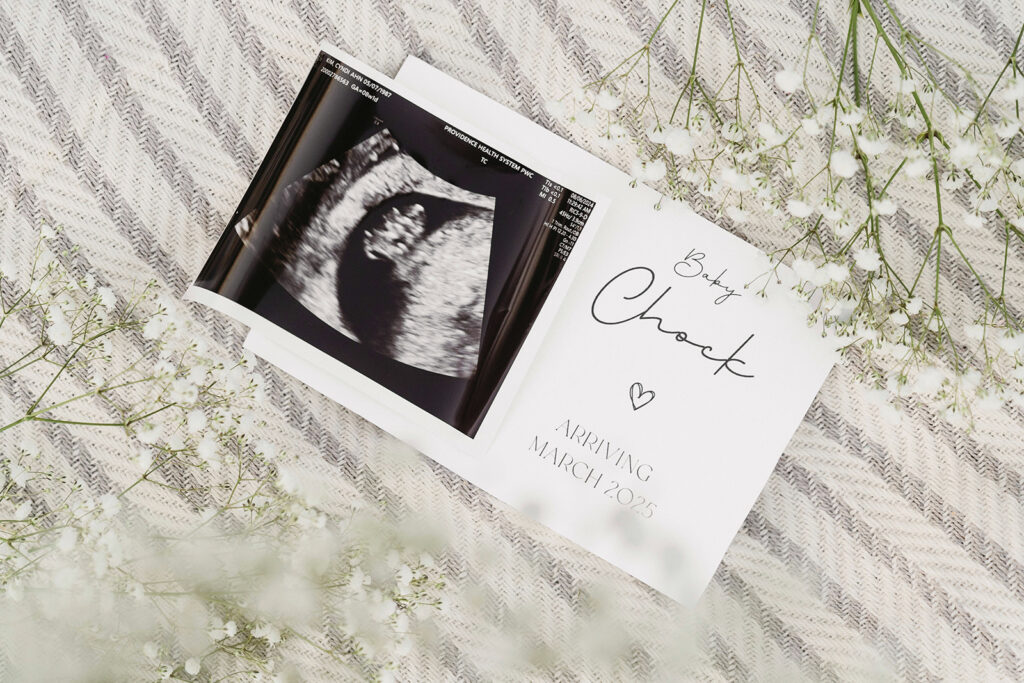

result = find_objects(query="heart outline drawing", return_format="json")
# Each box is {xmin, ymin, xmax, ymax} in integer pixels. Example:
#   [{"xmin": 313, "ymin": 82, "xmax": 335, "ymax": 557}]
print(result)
[{"xmin": 629, "ymin": 381, "xmax": 655, "ymax": 411}]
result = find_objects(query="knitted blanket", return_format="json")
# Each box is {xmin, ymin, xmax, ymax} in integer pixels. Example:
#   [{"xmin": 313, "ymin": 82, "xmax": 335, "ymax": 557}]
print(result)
[{"xmin": 1, "ymin": 1, "xmax": 1022, "ymax": 679}]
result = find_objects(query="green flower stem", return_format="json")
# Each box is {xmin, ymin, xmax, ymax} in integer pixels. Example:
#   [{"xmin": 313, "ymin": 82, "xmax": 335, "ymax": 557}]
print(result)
[
  {"xmin": 1001, "ymin": 222, "xmax": 1010, "ymax": 301},
  {"xmin": 0, "ymin": 375, "xmax": 157, "ymax": 433},
  {"xmin": 851, "ymin": 0, "xmax": 861, "ymax": 106},
  {"xmin": 723, "ymin": 0, "xmax": 760, "ymax": 120},
  {"xmin": 24, "ymin": 324, "xmax": 117, "ymax": 416},
  {"xmin": 669, "ymin": 0, "xmax": 710, "ymax": 125},
  {"xmin": 0, "ymin": 343, "xmax": 49, "ymax": 380},
  {"xmin": 858, "ymin": 0, "xmax": 947, "ymax": 232},
  {"xmin": 210, "ymin": 669, "xmax": 262, "ymax": 682},
  {"xmin": 856, "ymin": 0, "xmax": 992, "ymax": 335},
  {"xmin": 825, "ymin": 6, "xmax": 857, "ymax": 186},
  {"xmin": 30, "ymin": 401, "xmax": 175, "ymax": 429},
  {"xmin": 908, "ymin": 229, "xmax": 939, "ymax": 295},
  {"xmin": 964, "ymin": 23, "xmax": 1024, "ymax": 135},
  {"xmin": 945, "ymin": 229, "xmax": 1008, "ymax": 314}
]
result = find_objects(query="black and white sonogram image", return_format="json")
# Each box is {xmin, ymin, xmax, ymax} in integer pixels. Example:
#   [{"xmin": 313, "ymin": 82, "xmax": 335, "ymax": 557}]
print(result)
[
  {"xmin": 194, "ymin": 52, "xmax": 597, "ymax": 436},
  {"xmin": 234, "ymin": 129, "xmax": 496, "ymax": 378}
]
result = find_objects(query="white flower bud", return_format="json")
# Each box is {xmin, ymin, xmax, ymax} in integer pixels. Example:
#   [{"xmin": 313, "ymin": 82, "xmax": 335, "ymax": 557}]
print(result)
[
  {"xmin": 963, "ymin": 323, "xmax": 986, "ymax": 342},
  {"xmin": 856, "ymin": 135, "xmax": 889, "ymax": 156},
  {"xmin": 46, "ymin": 312, "xmax": 72, "ymax": 346},
  {"xmin": 544, "ymin": 99, "xmax": 566, "ymax": 118},
  {"xmin": 664, "ymin": 126, "xmax": 692, "ymax": 155},
  {"xmin": 643, "ymin": 159, "xmax": 667, "ymax": 182},
  {"xmin": 725, "ymin": 205, "xmax": 750, "ymax": 223},
  {"xmin": 786, "ymin": 199, "xmax": 814, "ymax": 218},
  {"xmin": 874, "ymin": 198, "xmax": 897, "ymax": 216},
  {"xmin": 830, "ymin": 150, "xmax": 858, "ymax": 178},
  {"xmin": 774, "ymin": 68, "xmax": 802, "ymax": 93},
  {"xmin": 184, "ymin": 658, "xmax": 200, "ymax": 676},
  {"xmin": 13, "ymin": 501, "xmax": 32, "ymax": 521},
  {"xmin": 800, "ymin": 117, "xmax": 821, "ymax": 136},
  {"xmin": 853, "ymin": 248, "xmax": 882, "ymax": 271},
  {"xmin": 595, "ymin": 90, "xmax": 621, "ymax": 111}
]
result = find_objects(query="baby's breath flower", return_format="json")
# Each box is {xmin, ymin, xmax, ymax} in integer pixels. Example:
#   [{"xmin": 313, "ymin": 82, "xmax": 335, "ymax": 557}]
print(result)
[
  {"xmin": 186, "ymin": 409, "xmax": 207, "ymax": 434},
  {"xmin": 874, "ymin": 198, "xmax": 898, "ymax": 216},
  {"xmin": 643, "ymin": 158, "xmax": 667, "ymax": 182},
  {"xmin": 664, "ymin": 126, "xmax": 692, "ymax": 155},
  {"xmin": 786, "ymin": 199, "xmax": 815, "ymax": 218},
  {"xmin": 725, "ymin": 205, "xmax": 750, "ymax": 223},
  {"xmin": 829, "ymin": 150, "xmax": 858, "ymax": 178},
  {"xmin": 889, "ymin": 311, "xmax": 910, "ymax": 327},
  {"xmin": 964, "ymin": 213, "xmax": 986, "ymax": 229},
  {"xmin": 544, "ymin": 98, "xmax": 566, "ymax": 118},
  {"xmin": 574, "ymin": 108, "xmax": 597, "ymax": 128},
  {"xmin": 824, "ymin": 262, "xmax": 850, "ymax": 284},
  {"xmin": 13, "ymin": 501, "xmax": 32, "ymax": 521},
  {"xmin": 99, "ymin": 493, "xmax": 121, "ymax": 518},
  {"xmin": 142, "ymin": 314, "xmax": 169, "ymax": 340},
  {"xmin": 792, "ymin": 258, "xmax": 818, "ymax": 283},
  {"xmin": 856, "ymin": 135, "xmax": 889, "ymax": 156},
  {"xmin": 136, "ymin": 423, "xmax": 162, "ymax": 445},
  {"xmin": 853, "ymin": 248, "xmax": 882, "ymax": 272},
  {"xmin": 256, "ymin": 439, "xmax": 279, "ymax": 460},
  {"xmin": 96, "ymin": 286, "xmax": 116, "ymax": 309},
  {"xmin": 904, "ymin": 154, "xmax": 930, "ymax": 178},
  {"xmin": 800, "ymin": 117, "xmax": 821, "ymax": 136},
  {"xmin": 133, "ymin": 448, "xmax": 153, "ymax": 472},
  {"xmin": 197, "ymin": 435, "xmax": 219, "ymax": 463},
  {"xmin": 757, "ymin": 122, "xmax": 786, "ymax": 147},
  {"xmin": 949, "ymin": 138, "xmax": 980, "ymax": 166},
  {"xmin": 839, "ymin": 108, "xmax": 865, "ymax": 127},
  {"xmin": 595, "ymin": 90, "xmax": 621, "ymax": 111},
  {"xmin": 721, "ymin": 167, "xmax": 752, "ymax": 191},
  {"xmin": 964, "ymin": 323, "xmax": 986, "ymax": 342},
  {"xmin": 253, "ymin": 622, "xmax": 282, "ymax": 645},
  {"xmin": 721, "ymin": 120, "xmax": 744, "ymax": 143},
  {"xmin": 820, "ymin": 201, "xmax": 843, "ymax": 222},
  {"xmin": 774, "ymin": 67, "xmax": 802, "ymax": 93},
  {"xmin": 645, "ymin": 123, "xmax": 666, "ymax": 144},
  {"xmin": 1000, "ymin": 77, "xmax": 1024, "ymax": 102},
  {"xmin": 898, "ymin": 77, "xmax": 917, "ymax": 94},
  {"xmin": 46, "ymin": 312, "xmax": 72, "ymax": 346},
  {"xmin": 995, "ymin": 119, "xmax": 1020, "ymax": 138}
]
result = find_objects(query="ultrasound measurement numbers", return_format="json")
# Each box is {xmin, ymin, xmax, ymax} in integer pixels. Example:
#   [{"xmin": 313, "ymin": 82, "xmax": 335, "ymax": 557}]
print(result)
[
  {"xmin": 546, "ymin": 191, "xmax": 594, "ymax": 262},
  {"xmin": 538, "ymin": 178, "xmax": 563, "ymax": 205}
]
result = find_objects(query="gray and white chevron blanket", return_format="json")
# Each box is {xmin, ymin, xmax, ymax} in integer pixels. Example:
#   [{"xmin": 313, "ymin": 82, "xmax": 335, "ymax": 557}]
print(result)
[{"xmin": 1, "ymin": 1, "xmax": 1022, "ymax": 680}]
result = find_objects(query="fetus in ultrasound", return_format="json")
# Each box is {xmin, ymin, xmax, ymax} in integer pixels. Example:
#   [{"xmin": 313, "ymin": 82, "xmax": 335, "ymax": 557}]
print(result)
[{"xmin": 234, "ymin": 129, "xmax": 495, "ymax": 378}]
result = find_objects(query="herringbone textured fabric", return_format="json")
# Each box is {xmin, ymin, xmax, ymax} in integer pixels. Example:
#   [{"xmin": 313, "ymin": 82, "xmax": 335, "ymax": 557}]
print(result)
[{"xmin": 1, "ymin": 1, "xmax": 1023, "ymax": 680}]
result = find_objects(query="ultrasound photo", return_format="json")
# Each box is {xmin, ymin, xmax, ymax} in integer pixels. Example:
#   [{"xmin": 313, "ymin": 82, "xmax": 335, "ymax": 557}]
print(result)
[
  {"xmin": 193, "ymin": 51, "xmax": 597, "ymax": 436},
  {"xmin": 234, "ymin": 129, "xmax": 496, "ymax": 378}
]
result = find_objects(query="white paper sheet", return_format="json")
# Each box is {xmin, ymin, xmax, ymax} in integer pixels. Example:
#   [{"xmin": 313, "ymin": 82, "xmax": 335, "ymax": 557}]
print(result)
[{"xmin": 242, "ymin": 55, "xmax": 836, "ymax": 605}]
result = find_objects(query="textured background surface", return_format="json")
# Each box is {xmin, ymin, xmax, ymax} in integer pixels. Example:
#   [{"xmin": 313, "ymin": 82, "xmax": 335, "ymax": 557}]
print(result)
[{"xmin": 2, "ymin": 0, "xmax": 1024, "ymax": 680}]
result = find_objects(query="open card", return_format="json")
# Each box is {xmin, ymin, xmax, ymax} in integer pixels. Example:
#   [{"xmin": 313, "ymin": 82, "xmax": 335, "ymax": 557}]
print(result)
[{"xmin": 189, "ymin": 46, "xmax": 835, "ymax": 605}]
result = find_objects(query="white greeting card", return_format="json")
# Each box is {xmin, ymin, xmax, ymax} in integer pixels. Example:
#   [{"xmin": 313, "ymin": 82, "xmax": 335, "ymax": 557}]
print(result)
[
  {"xmin": 192, "ymin": 46, "xmax": 835, "ymax": 605},
  {"xmin": 381, "ymin": 60, "xmax": 835, "ymax": 601}
]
